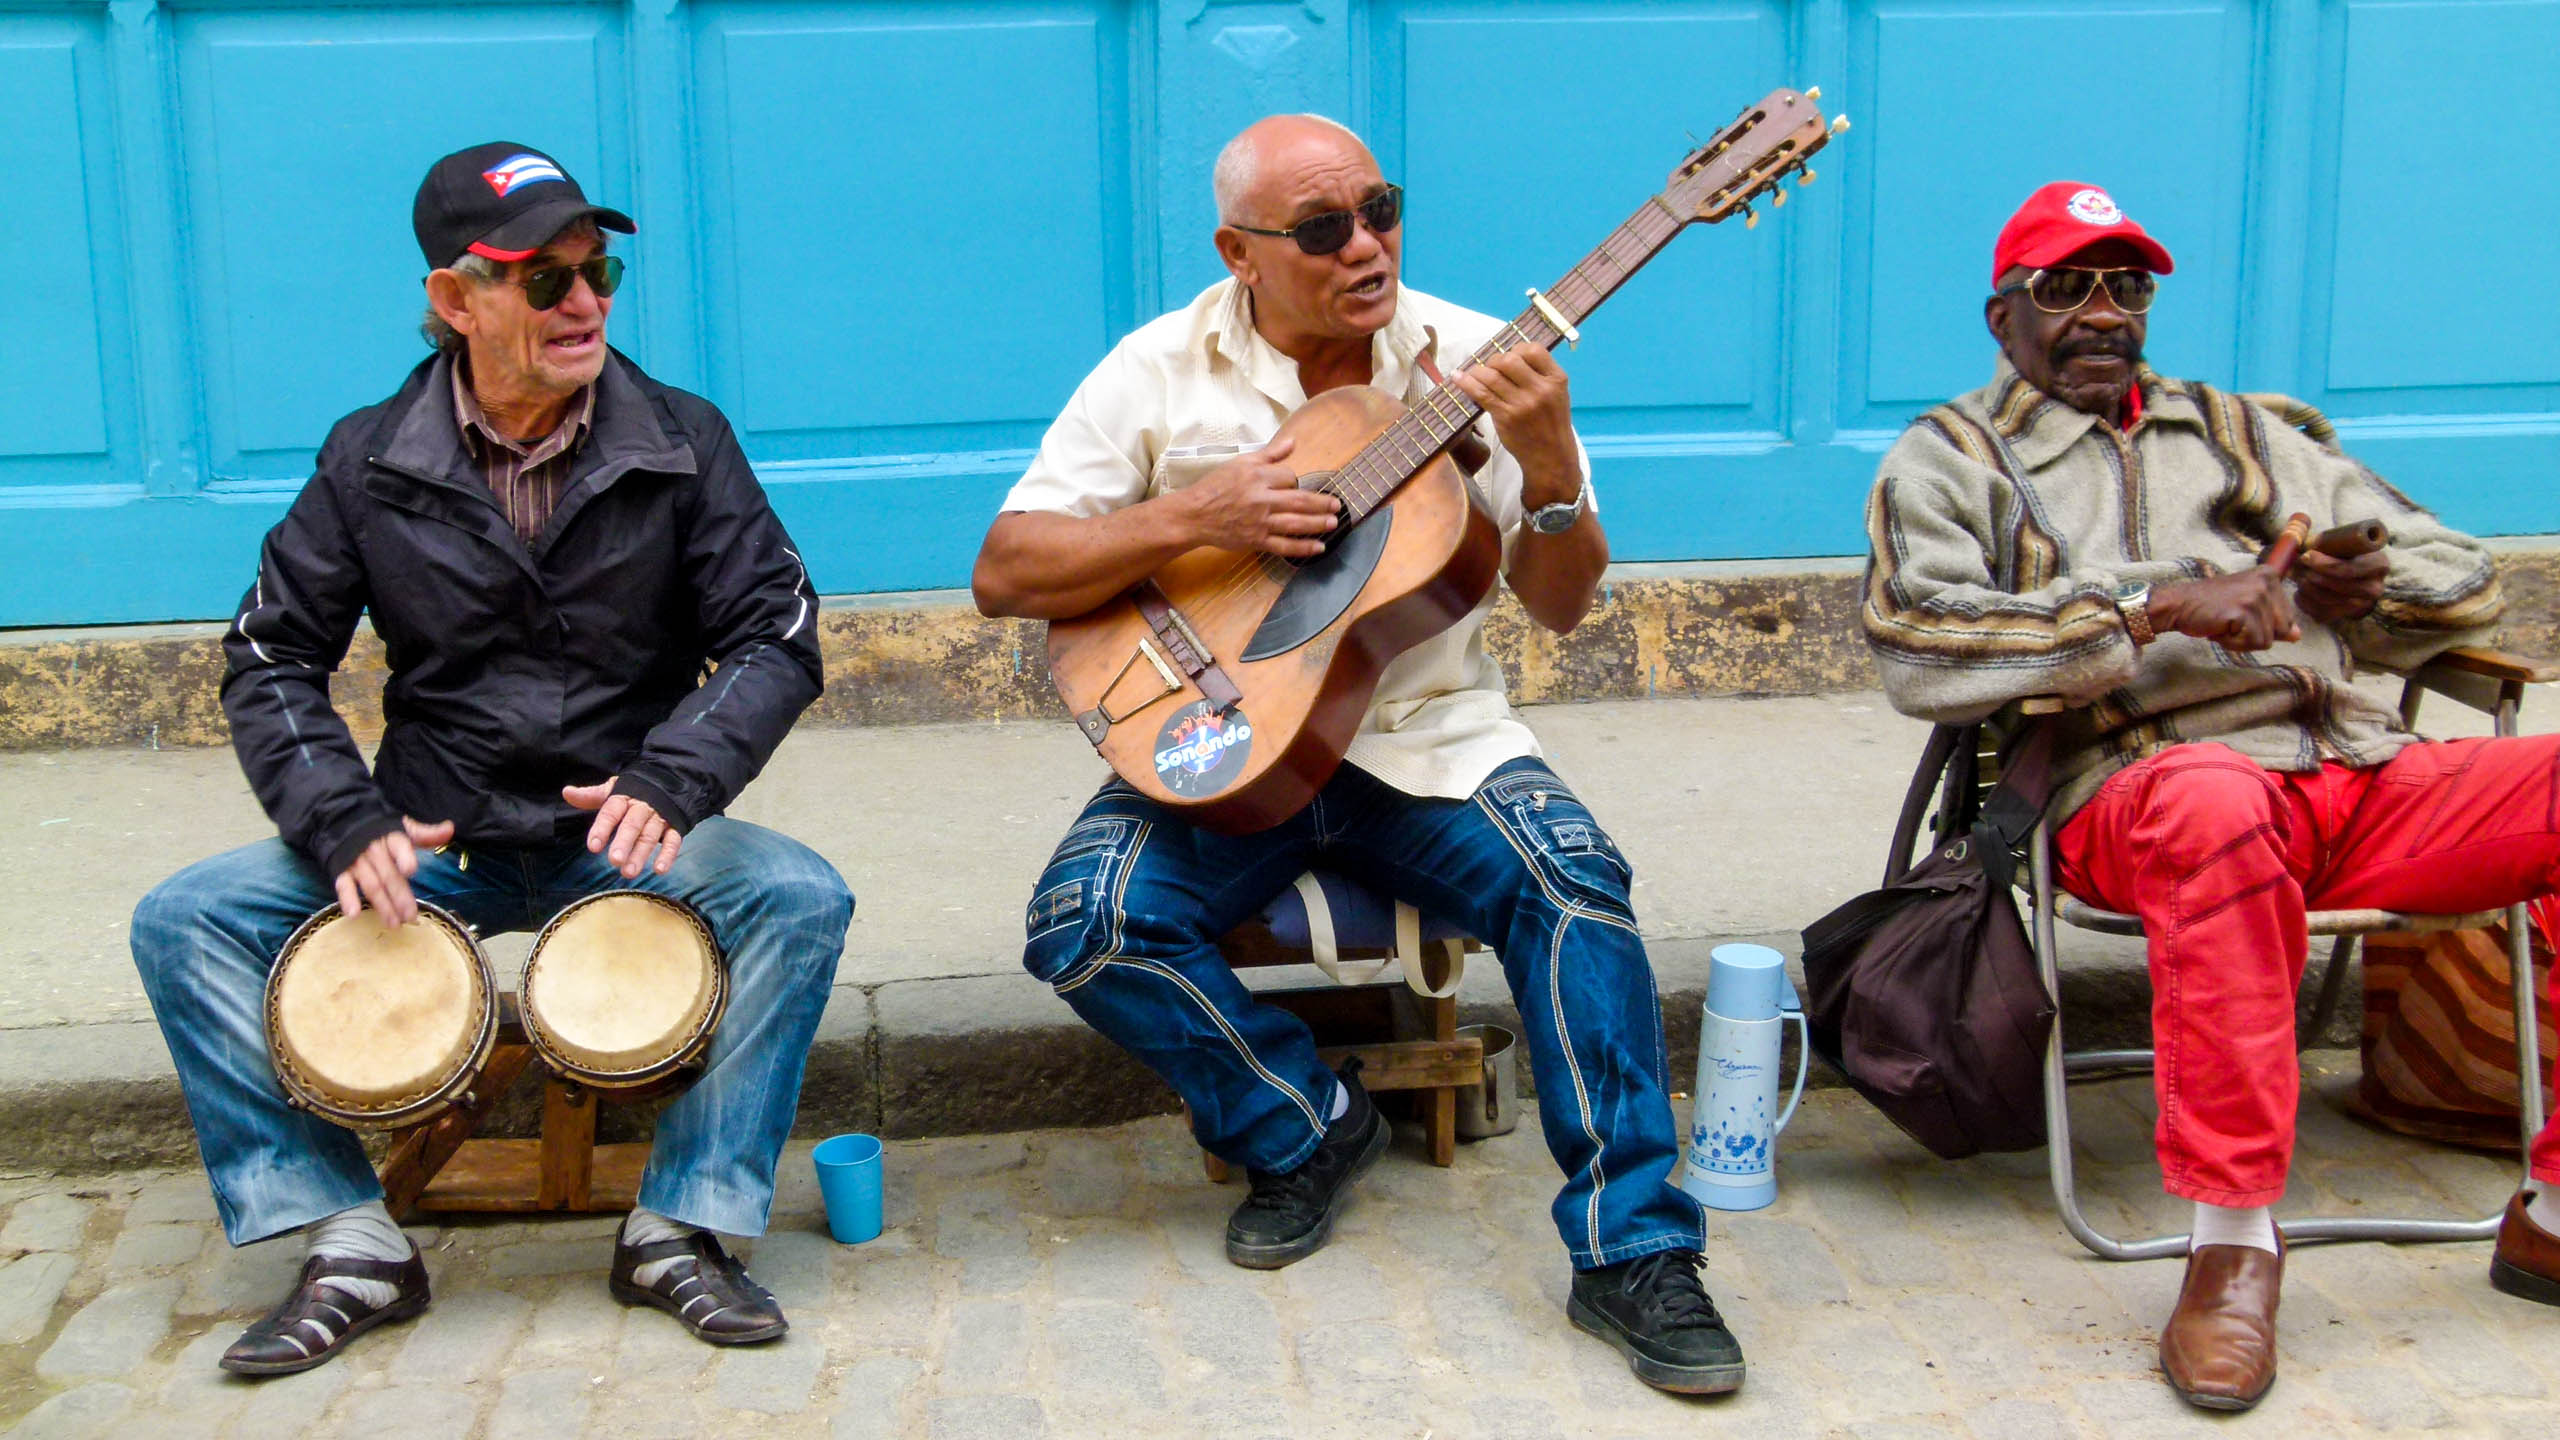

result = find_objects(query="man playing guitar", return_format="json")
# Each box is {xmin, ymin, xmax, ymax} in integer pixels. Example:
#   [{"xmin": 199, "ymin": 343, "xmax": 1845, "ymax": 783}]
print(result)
[{"xmin": 972, "ymin": 114, "xmax": 1742, "ymax": 1395}]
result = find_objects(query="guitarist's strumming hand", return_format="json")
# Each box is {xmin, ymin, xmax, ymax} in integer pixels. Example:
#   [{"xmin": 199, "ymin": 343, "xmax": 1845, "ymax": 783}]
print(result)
[
  {"xmin": 1449, "ymin": 347, "xmax": 1581, "ymax": 508},
  {"xmin": 1175, "ymin": 435, "xmax": 1342, "ymax": 559}
]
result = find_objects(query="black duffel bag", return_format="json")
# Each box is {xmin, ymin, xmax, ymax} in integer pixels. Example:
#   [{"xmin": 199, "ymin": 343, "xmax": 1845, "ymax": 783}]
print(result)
[{"xmin": 1799, "ymin": 722, "xmax": 2058, "ymax": 1159}]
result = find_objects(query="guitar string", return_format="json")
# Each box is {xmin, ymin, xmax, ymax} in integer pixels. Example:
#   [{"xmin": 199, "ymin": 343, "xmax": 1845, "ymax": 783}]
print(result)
[
  {"xmin": 1152, "ymin": 201, "xmax": 1689, "ymax": 638},
  {"xmin": 1152, "ymin": 135, "xmax": 1787, "ymax": 652},
  {"xmin": 1168, "ymin": 210, "xmax": 1665, "ymax": 630}
]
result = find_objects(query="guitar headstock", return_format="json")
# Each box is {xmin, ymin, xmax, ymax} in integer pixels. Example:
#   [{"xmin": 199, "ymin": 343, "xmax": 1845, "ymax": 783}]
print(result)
[{"xmin": 1664, "ymin": 86, "xmax": 1847, "ymax": 229}]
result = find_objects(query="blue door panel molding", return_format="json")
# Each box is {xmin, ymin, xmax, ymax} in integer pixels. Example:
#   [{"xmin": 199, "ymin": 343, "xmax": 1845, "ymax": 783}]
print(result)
[
  {"xmin": 0, "ymin": 11, "xmax": 123, "ymax": 482},
  {"xmin": 2, "ymin": 0, "xmax": 2554, "ymax": 628}
]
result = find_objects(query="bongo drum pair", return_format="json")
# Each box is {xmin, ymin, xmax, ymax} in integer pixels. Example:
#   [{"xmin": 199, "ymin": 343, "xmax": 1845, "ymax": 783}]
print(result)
[{"xmin": 265, "ymin": 891, "xmax": 725, "ymax": 1128}]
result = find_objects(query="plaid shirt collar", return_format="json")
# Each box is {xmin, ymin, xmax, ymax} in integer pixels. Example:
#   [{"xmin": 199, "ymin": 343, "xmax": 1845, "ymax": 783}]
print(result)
[{"xmin": 449, "ymin": 356, "xmax": 596, "ymax": 466}]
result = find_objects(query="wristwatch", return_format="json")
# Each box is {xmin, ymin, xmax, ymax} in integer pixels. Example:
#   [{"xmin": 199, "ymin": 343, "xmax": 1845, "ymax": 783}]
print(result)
[
  {"xmin": 2113, "ymin": 579, "xmax": 2156, "ymax": 647},
  {"xmin": 1526, "ymin": 479, "xmax": 1590, "ymax": 535}
]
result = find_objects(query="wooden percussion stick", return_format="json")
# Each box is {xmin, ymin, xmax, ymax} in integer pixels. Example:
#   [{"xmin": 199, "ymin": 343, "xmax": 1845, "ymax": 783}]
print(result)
[
  {"xmin": 2310, "ymin": 518, "xmax": 2390, "ymax": 559},
  {"xmin": 2258, "ymin": 513, "xmax": 2314, "ymax": 577}
]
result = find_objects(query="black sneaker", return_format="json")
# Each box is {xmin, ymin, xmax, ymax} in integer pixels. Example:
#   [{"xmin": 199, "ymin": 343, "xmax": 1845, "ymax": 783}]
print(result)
[
  {"xmin": 1224, "ymin": 1062, "xmax": 1388, "ymax": 1269},
  {"xmin": 1568, "ymin": 1249, "xmax": 1746, "ymax": 1394}
]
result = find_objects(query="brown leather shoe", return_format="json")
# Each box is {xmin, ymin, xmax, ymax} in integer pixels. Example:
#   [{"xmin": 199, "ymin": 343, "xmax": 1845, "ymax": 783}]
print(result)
[
  {"xmin": 609, "ymin": 1232, "xmax": 788, "ymax": 1344},
  {"xmin": 2159, "ymin": 1240, "xmax": 2283, "ymax": 1411},
  {"xmin": 2491, "ymin": 1192, "xmax": 2560, "ymax": 1306},
  {"xmin": 220, "ymin": 1249, "xmax": 430, "ymax": 1376}
]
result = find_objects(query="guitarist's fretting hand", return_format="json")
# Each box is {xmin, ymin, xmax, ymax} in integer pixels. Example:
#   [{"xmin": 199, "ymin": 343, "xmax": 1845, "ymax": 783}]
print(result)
[
  {"xmin": 1449, "ymin": 347, "xmax": 1581, "ymax": 510},
  {"xmin": 1175, "ymin": 435, "xmax": 1342, "ymax": 559}
]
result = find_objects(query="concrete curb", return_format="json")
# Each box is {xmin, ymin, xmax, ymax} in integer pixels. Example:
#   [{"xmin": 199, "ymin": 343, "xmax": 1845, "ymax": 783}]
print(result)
[
  {"xmin": 10, "ymin": 546, "xmax": 2555, "ymax": 752},
  {"xmin": 0, "ymin": 928, "xmax": 2368, "ymax": 1176}
]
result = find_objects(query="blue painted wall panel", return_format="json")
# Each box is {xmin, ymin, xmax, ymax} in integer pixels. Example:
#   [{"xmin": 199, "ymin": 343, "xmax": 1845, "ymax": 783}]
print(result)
[
  {"xmin": 0, "ymin": 15, "xmax": 117, "ymax": 477},
  {"xmin": 2321, "ymin": 0, "xmax": 2560, "ymax": 396},
  {"xmin": 170, "ymin": 6, "xmax": 631, "ymax": 482},
  {"xmin": 1, "ymin": 0, "xmax": 2554, "ymax": 626}
]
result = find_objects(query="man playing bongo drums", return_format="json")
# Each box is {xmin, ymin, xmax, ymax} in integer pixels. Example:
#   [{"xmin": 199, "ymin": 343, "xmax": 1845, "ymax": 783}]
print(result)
[{"xmin": 128, "ymin": 142, "xmax": 851, "ymax": 1373}]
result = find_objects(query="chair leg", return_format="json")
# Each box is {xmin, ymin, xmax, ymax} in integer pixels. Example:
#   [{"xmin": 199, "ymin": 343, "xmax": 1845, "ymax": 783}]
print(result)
[
  {"xmin": 2301, "ymin": 933, "xmax": 2358, "ymax": 1049},
  {"xmin": 2510, "ymin": 902, "xmax": 2548, "ymax": 1166},
  {"xmin": 2034, "ymin": 822, "xmax": 2186, "ymax": 1261}
]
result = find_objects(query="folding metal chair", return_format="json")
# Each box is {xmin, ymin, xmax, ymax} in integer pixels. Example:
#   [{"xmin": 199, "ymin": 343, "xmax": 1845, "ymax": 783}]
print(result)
[{"xmin": 2034, "ymin": 646, "xmax": 2552, "ymax": 1257}]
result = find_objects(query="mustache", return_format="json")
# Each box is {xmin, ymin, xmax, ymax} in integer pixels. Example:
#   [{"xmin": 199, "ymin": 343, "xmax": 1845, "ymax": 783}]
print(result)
[{"xmin": 2055, "ymin": 332, "xmax": 2141, "ymax": 363}]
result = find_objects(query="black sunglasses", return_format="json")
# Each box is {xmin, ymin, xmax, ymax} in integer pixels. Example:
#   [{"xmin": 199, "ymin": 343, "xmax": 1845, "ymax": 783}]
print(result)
[
  {"xmin": 504, "ymin": 255, "xmax": 626, "ymax": 311},
  {"xmin": 1993, "ymin": 266, "xmax": 2156, "ymax": 316},
  {"xmin": 1230, "ymin": 186, "xmax": 1404, "ymax": 256}
]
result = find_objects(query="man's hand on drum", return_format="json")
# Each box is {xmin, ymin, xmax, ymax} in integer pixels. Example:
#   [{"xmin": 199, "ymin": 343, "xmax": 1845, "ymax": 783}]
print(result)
[
  {"xmin": 1175, "ymin": 434, "xmax": 1340, "ymax": 558},
  {"xmin": 565, "ymin": 778, "xmax": 684, "ymax": 878},
  {"xmin": 336, "ymin": 817, "xmax": 457, "ymax": 929},
  {"xmin": 1449, "ymin": 346, "xmax": 1578, "ymax": 499}
]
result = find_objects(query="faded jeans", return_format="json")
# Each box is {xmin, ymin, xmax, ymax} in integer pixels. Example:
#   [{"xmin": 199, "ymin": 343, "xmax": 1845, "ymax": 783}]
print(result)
[
  {"xmin": 1023, "ymin": 757, "xmax": 1704, "ymax": 1269},
  {"xmin": 130, "ymin": 818, "xmax": 851, "ymax": 1246}
]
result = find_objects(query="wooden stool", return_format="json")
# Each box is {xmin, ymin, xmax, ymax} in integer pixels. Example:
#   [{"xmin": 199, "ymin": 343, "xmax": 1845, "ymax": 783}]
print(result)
[
  {"xmin": 1191, "ymin": 881, "xmax": 1488, "ymax": 1180},
  {"xmin": 379, "ymin": 998, "xmax": 652, "ymax": 1217}
]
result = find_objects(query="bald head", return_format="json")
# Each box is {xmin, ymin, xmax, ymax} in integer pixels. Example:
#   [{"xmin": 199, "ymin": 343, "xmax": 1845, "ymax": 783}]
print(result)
[{"xmin": 1212, "ymin": 114, "xmax": 1371, "ymax": 226}]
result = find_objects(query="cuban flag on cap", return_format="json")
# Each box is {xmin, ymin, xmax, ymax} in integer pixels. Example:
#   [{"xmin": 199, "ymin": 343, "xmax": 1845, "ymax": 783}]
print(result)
[{"xmin": 482, "ymin": 153, "xmax": 567, "ymax": 197}]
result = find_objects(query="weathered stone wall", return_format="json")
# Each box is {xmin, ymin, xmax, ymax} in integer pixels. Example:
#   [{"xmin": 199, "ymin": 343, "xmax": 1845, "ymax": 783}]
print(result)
[{"xmin": 5, "ymin": 550, "xmax": 2554, "ymax": 751}]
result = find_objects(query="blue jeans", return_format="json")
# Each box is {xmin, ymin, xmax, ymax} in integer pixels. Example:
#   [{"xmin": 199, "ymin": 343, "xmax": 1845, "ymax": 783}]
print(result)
[
  {"xmin": 130, "ymin": 818, "xmax": 851, "ymax": 1246},
  {"xmin": 1023, "ymin": 757, "xmax": 1704, "ymax": 1269}
]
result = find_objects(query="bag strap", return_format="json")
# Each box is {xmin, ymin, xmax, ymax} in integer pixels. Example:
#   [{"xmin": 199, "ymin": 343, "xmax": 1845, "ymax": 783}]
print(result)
[
  {"xmin": 1293, "ymin": 875, "xmax": 1466, "ymax": 997},
  {"xmin": 1887, "ymin": 723, "xmax": 1973, "ymax": 886},
  {"xmin": 1394, "ymin": 900, "xmax": 1465, "ymax": 999},
  {"xmin": 1293, "ymin": 873, "xmax": 1393, "ymax": 986},
  {"xmin": 1972, "ymin": 723, "xmax": 2060, "ymax": 890}
]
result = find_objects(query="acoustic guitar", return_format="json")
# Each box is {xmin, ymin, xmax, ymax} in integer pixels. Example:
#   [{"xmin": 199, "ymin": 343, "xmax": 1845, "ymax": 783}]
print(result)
[{"xmin": 1048, "ymin": 87, "xmax": 1846, "ymax": 833}]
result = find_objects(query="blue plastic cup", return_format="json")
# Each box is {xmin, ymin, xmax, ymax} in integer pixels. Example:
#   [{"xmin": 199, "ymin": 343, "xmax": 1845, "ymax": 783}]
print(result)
[{"xmin": 812, "ymin": 1133, "xmax": 884, "ymax": 1244}]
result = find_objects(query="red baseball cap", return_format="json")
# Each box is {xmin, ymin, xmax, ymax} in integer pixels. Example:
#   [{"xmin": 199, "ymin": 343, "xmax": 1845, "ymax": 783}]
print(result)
[{"xmin": 1991, "ymin": 181, "xmax": 2173, "ymax": 287}]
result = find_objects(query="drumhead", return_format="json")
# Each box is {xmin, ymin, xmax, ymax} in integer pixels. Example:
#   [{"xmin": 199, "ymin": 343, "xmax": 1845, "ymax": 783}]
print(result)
[
  {"xmin": 522, "ymin": 892, "xmax": 723, "ymax": 1083},
  {"xmin": 268, "ymin": 903, "xmax": 493, "ymax": 1125}
]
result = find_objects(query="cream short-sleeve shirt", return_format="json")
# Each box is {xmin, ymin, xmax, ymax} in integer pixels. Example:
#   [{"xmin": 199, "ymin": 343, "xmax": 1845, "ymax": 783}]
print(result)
[{"xmin": 1000, "ymin": 277, "xmax": 1594, "ymax": 801}]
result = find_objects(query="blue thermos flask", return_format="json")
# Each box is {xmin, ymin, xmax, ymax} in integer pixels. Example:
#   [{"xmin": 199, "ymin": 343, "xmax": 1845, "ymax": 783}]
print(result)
[{"xmin": 1679, "ymin": 943, "xmax": 1809, "ymax": 1211}]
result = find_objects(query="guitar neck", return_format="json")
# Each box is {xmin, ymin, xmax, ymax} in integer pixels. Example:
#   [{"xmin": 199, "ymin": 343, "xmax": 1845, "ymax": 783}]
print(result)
[{"xmin": 1325, "ymin": 197, "xmax": 1689, "ymax": 525}]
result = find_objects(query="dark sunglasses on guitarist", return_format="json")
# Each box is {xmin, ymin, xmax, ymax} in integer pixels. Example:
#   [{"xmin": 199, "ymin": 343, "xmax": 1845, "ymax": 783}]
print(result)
[
  {"xmin": 505, "ymin": 255, "xmax": 626, "ymax": 311},
  {"xmin": 1229, "ymin": 186, "xmax": 1404, "ymax": 257}
]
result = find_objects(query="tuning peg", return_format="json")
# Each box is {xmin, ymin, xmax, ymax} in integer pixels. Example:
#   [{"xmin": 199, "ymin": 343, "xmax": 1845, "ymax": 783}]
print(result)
[
  {"xmin": 1743, "ymin": 204, "xmax": 1759, "ymax": 230},
  {"xmin": 1832, "ymin": 114, "xmax": 1852, "ymax": 135},
  {"xmin": 1797, "ymin": 167, "xmax": 1817, "ymax": 186},
  {"xmin": 1805, "ymin": 86, "xmax": 1822, "ymax": 102},
  {"xmin": 1771, "ymin": 187, "xmax": 1787, "ymax": 208}
]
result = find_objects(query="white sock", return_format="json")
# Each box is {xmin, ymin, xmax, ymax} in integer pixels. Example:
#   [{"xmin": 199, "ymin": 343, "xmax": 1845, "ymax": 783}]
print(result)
[
  {"xmin": 303, "ymin": 1200, "xmax": 410, "ymax": 1308},
  {"xmin": 1328, "ymin": 1080, "xmax": 1350, "ymax": 1124},
  {"xmin": 623, "ymin": 1205, "xmax": 704, "ymax": 1287},
  {"xmin": 2527, "ymin": 1181, "xmax": 2558, "ymax": 1233},
  {"xmin": 2190, "ymin": 1202, "xmax": 2279, "ymax": 1254}
]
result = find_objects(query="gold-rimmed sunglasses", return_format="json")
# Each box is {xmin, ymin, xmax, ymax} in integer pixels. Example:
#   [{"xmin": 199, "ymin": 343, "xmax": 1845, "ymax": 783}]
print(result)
[{"xmin": 1994, "ymin": 266, "xmax": 2157, "ymax": 316}]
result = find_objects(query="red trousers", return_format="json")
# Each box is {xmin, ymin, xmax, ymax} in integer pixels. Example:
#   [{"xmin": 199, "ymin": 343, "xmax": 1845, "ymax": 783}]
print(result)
[{"xmin": 2056, "ymin": 736, "xmax": 2560, "ymax": 1205}]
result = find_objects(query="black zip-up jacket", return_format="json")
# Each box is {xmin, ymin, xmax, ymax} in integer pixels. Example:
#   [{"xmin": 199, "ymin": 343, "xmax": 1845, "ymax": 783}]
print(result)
[{"xmin": 223, "ymin": 349, "xmax": 822, "ymax": 878}]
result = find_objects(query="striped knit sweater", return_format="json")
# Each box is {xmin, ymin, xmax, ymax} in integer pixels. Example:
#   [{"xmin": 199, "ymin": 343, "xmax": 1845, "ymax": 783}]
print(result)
[{"xmin": 1862, "ymin": 359, "xmax": 2503, "ymax": 820}]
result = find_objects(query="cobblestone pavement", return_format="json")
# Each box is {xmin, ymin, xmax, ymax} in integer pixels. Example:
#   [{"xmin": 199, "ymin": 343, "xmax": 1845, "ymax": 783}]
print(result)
[{"xmin": 3, "ymin": 1060, "xmax": 2554, "ymax": 1439}]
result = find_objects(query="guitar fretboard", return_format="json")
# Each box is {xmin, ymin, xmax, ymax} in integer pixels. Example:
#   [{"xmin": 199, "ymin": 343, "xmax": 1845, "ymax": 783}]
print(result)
[{"xmin": 1318, "ymin": 198, "xmax": 1688, "ymax": 523}]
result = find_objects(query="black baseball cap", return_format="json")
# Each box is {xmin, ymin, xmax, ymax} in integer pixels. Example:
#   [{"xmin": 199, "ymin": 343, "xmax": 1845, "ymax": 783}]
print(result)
[{"xmin": 412, "ymin": 141, "xmax": 635, "ymax": 270}]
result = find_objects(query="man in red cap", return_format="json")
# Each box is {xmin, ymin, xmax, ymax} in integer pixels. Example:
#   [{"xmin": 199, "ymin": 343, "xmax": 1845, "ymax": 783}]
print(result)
[{"xmin": 1859, "ymin": 180, "xmax": 2560, "ymax": 1412}]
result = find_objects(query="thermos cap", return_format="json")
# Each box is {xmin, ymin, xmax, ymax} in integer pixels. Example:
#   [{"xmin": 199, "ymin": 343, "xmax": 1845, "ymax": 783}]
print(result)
[{"xmin": 1705, "ymin": 943, "xmax": 1794, "ymax": 1021}]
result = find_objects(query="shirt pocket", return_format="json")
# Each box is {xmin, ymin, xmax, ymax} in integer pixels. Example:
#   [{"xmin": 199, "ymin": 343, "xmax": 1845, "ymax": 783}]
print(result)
[{"xmin": 1150, "ymin": 438, "xmax": 1268, "ymax": 498}]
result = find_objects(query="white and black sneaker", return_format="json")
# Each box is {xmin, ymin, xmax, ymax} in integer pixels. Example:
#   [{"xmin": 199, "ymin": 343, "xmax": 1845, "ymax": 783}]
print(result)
[
  {"xmin": 1568, "ymin": 1249, "xmax": 1746, "ymax": 1394},
  {"xmin": 1225, "ymin": 1062, "xmax": 1389, "ymax": 1269},
  {"xmin": 220, "ymin": 1250, "xmax": 430, "ymax": 1376}
]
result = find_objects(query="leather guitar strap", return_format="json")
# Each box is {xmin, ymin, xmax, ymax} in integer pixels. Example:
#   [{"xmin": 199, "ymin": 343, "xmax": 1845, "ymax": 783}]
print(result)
[{"xmin": 1132, "ymin": 582, "xmax": 1243, "ymax": 712}]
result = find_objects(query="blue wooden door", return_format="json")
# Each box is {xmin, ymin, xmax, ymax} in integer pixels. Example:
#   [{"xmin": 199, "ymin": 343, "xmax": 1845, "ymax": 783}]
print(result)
[{"xmin": 3, "ymin": 0, "xmax": 2553, "ymax": 627}]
